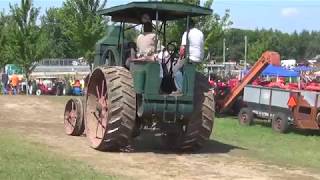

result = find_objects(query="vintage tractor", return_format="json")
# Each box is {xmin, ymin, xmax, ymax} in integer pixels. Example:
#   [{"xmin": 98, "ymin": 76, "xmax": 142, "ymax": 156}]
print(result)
[{"xmin": 64, "ymin": 2, "xmax": 215, "ymax": 152}]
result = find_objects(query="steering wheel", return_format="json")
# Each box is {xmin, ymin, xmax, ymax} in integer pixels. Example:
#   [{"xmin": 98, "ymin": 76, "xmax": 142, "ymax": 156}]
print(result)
[{"xmin": 164, "ymin": 41, "xmax": 179, "ymax": 65}]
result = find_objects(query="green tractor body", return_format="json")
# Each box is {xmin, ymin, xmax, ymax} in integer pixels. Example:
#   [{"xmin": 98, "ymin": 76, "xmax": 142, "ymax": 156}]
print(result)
[
  {"xmin": 65, "ymin": 2, "xmax": 215, "ymax": 152},
  {"xmin": 131, "ymin": 62, "xmax": 195, "ymax": 120}
]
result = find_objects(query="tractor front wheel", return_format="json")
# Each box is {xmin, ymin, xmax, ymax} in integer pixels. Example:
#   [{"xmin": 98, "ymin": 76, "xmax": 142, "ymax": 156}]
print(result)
[
  {"xmin": 64, "ymin": 98, "xmax": 85, "ymax": 136},
  {"xmin": 85, "ymin": 66, "xmax": 136, "ymax": 151}
]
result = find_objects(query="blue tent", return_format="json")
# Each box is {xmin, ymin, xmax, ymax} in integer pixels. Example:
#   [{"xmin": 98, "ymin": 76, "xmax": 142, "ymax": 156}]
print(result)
[
  {"xmin": 292, "ymin": 66, "xmax": 313, "ymax": 72},
  {"xmin": 261, "ymin": 65, "xmax": 298, "ymax": 77}
]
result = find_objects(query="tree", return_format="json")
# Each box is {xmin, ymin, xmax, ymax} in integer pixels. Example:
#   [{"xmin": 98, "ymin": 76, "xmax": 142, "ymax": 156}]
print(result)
[
  {"xmin": 0, "ymin": 12, "xmax": 10, "ymax": 69},
  {"xmin": 7, "ymin": 0, "xmax": 46, "ymax": 82},
  {"xmin": 164, "ymin": 0, "xmax": 232, "ymax": 62},
  {"xmin": 248, "ymin": 38, "xmax": 270, "ymax": 63},
  {"xmin": 0, "ymin": 12, "xmax": 12, "ymax": 69},
  {"xmin": 58, "ymin": 0, "xmax": 107, "ymax": 66},
  {"xmin": 41, "ymin": 8, "xmax": 76, "ymax": 58},
  {"xmin": 163, "ymin": 0, "xmax": 200, "ymax": 43},
  {"xmin": 222, "ymin": 28, "xmax": 320, "ymax": 63}
]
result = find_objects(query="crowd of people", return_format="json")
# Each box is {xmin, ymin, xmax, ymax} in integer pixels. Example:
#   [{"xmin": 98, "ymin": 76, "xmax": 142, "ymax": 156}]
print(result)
[
  {"xmin": 0, "ymin": 71, "xmax": 86, "ymax": 96},
  {"xmin": 1, "ymin": 72, "xmax": 21, "ymax": 95}
]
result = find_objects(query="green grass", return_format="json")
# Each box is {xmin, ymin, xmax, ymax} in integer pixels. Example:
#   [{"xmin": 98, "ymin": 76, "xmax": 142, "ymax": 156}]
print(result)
[
  {"xmin": 213, "ymin": 117, "xmax": 320, "ymax": 169},
  {"xmin": 0, "ymin": 132, "xmax": 115, "ymax": 180}
]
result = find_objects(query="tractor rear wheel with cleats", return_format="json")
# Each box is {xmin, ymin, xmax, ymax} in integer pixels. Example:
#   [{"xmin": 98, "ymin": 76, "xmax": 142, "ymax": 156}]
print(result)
[
  {"xmin": 162, "ymin": 73, "xmax": 215, "ymax": 152},
  {"xmin": 85, "ymin": 66, "xmax": 136, "ymax": 151},
  {"xmin": 64, "ymin": 98, "xmax": 85, "ymax": 136}
]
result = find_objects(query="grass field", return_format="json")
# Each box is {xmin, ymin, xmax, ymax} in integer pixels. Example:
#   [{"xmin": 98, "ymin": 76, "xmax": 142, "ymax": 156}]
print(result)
[
  {"xmin": 0, "ymin": 131, "xmax": 115, "ymax": 180},
  {"xmin": 214, "ymin": 117, "xmax": 320, "ymax": 169}
]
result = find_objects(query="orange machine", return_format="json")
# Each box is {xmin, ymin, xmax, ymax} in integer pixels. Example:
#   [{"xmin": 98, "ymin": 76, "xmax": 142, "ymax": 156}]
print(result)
[{"xmin": 218, "ymin": 51, "xmax": 281, "ymax": 112}]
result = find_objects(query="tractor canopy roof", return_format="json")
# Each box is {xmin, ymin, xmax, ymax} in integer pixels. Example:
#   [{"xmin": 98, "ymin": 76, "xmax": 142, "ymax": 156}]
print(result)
[{"xmin": 98, "ymin": 1, "xmax": 212, "ymax": 23}]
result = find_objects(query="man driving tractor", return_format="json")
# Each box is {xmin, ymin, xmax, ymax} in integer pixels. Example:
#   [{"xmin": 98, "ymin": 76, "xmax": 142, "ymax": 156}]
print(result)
[{"xmin": 172, "ymin": 19, "xmax": 204, "ymax": 95}]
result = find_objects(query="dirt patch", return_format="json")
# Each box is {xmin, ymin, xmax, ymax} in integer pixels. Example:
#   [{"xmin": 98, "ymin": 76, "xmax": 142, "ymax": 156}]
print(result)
[{"xmin": 0, "ymin": 96, "xmax": 319, "ymax": 180}]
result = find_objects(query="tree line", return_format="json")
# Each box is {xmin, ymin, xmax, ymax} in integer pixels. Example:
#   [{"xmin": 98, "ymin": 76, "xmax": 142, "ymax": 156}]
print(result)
[
  {"xmin": 0, "ymin": 0, "xmax": 319, "ymax": 81},
  {"xmin": 219, "ymin": 28, "xmax": 320, "ymax": 64}
]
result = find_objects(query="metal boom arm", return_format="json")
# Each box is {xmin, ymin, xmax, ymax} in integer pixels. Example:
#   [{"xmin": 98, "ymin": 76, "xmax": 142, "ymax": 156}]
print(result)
[{"xmin": 219, "ymin": 51, "xmax": 281, "ymax": 112}]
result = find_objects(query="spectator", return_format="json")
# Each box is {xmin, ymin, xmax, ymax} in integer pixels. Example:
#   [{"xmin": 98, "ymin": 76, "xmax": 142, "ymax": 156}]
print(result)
[
  {"xmin": 74, "ymin": 80, "xmax": 81, "ymax": 87},
  {"xmin": 1, "ymin": 72, "xmax": 9, "ymax": 94},
  {"xmin": 80, "ymin": 78, "xmax": 85, "ymax": 90},
  {"xmin": 11, "ymin": 72, "xmax": 19, "ymax": 95}
]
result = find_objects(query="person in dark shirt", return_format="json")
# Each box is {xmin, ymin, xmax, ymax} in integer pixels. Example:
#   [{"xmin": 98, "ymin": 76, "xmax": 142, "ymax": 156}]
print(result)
[{"xmin": 1, "ymin": 72, "xmax": 9, "ymax": 94}]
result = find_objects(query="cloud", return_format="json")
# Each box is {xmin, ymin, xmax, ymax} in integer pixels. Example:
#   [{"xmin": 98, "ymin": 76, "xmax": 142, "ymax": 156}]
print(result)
[{"xmin": 281, "ymin": 8, "xmax": 299, "ymax": 17}]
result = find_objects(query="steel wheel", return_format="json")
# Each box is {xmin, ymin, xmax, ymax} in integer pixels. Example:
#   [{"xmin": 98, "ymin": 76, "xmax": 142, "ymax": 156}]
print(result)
[
  {"xmin": 86, "ymin": 70, "xmax": 108, "ymax": 148},
  {"xmin": 85, "ymin": 67, "xmax": 136, "ymax": 151},
  {"xmin": 64, "ymin": 98, "xmax": 85, "ymax": 136}
]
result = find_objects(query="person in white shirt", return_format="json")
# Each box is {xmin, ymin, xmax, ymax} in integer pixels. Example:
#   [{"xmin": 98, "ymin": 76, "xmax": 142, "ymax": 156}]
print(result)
[
  {"xmin": 125, "ymin": 14, "xmax": 156, "ymax": 68},
  {"xmin": 136, "ymin": 22, "xmax": 156, "ymax": 58},
  {"xmin": 180, "ymin": 23, "xmax": 204, "ymax": 62},
  {"xmin": 172, "ymin": 19, "xmax": 204, "ymax": 95},
  {"xmin": 136, "ymin": 13, "xmax": 156, "ymax": 60}
]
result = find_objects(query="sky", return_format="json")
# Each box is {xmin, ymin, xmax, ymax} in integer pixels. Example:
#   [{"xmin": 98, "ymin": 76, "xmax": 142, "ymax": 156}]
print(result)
[{"xmin": 0, "ymin": 0, "xmax": 319, "ymax": 33}]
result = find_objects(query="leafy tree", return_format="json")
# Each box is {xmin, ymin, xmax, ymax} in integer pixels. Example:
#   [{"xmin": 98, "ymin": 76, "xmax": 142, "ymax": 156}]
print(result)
[
  {"xmin": 248, "ymin": 38, "xmax": 270, "ymax": 63},
  {"xmin": 164, "ymin": 0, "xmax": 201, "ymax": 43},
  {"xmin": 164, "ymin": 0, "xmax": 232, "ymax": 62},
  {"xmin": 202, "ymin": 3, "xmax": 232, "ymax": 61},
  {"xmin": 0, "ymin": 12, "xmax": 10, "ymax": 68},
  {"xmin": 58, "ymin": 0, "xmax": 107, "ymax": 65},
  {"xmin": 41, "ymin": 8, "xmax": 76, "ymax": 58},
  {"xmin": 7, "ymin": 0, "xmax": 46, "ymax": 81}
]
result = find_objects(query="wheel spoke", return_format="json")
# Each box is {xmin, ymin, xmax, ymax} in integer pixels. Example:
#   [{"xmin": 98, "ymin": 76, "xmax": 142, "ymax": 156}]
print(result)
[
  {"xmin": 72, "ymin": 101, "xmax": 75, "ymax": 111},
  {"xmin": 96, "ymin": 85, "xmax": 100, "ymax": 99},
  {"xmin": 95, "ymin": 118, "xmax": 101, "ymax": 139},
  {"xmin": 92, "ymin": 111, "xmax": 106, "ymax": 139},
  {"xmin": 67, "ymin": 118, "xmax": 75, "ymax": 128},
  {"xmin": 92, "ymin": 111, "xmax": 98, "ymax": 119},
  {"xmin": 65, "ymin": 113, "xmax": 75, "ymax": 128},
  {"xmin": 101, "ymin": 80, "xmax": 105, "ymax": 98},
  {"xmin": 95, "ymin": 119, "xmax": 105, "ymax": 139}
]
